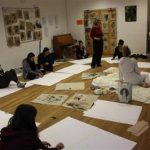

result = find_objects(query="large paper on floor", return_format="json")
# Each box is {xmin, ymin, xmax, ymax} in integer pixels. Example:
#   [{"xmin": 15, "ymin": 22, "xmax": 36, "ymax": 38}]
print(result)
[
  {"xmin": 0, "ymin": 110, "xmax": 40, "ymax": 130},
  {"xmin": 55, "ymin": 82, "xmax": 85, "ymax": 90},
  {"xmin": 56, "ymin": 64, "xmax": 91, "ymax": 74},
  {"xmin": 40, "ymin": 117, "xmax": 136, "ymax": 150},
  {"xmin": 69, "ymin": 57, "xmax": 92, "ymax": 65},
  {"xmin": 102, "ymin": 57, "xmax": 119, "ymax": 64},
  {"xmin": 0, "ymin": 82, "xmax": 32, "ymax": 98},
  {"xmin": 84, "ymin": 100, "xmax": 142, "ymax": 125},
  {"xmin": 28, "ymin": 72, "xmax": 73, "ymax": 86},
  {"xmin": 63, "ymin": 94, "xmax": 99, "ymax": 111},
  {"xmin": 32, "ymin": 94, "xmax": 68, "ymax": 105},
  {"xmin": 138, "ymin": 62, "xmax": 150, "ymax": 68}
]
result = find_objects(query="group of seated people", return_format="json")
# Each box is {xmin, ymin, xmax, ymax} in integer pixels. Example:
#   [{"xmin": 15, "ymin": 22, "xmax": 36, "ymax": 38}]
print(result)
[
  {"xmin": 0, "ymin": 47, "xmax": 55, "ymax": 89},
  {"xmin": 22, "ymin": 47, "xmax": 55, "ymax": 80}
]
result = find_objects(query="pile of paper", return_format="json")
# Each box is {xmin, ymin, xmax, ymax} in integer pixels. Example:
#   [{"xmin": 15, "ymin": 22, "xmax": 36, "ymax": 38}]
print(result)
[{"xmin": 128, "ymin": 120, "xmax": 149, "ymax": 136}]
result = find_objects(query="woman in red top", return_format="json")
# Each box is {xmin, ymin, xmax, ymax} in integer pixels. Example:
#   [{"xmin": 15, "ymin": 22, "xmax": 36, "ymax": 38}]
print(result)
[{"xmin": 90, "ymin": 20, "xmax": 104, "ymax": 68}]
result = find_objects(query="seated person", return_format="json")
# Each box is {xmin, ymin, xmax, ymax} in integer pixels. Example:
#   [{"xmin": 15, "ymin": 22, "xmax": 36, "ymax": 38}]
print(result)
[
  {"xmin": 22, "ymin": 52, "xmax": 43, "ymax": 80},
  {"xmin": 0, "ymin": 104, "xmax": 64, "ymax": 150},
  {"xmin": 38, "ymin": 47, "xmax": 54, "ymax": 71},
  {"xmin": 112, "ymin": 39, "xmax": 124, "ymax": 60},
  {"xmin": 76, "ymin": 40, "xmax": 88, "ymax": 59},
  {"xmin": 0, "ymin": 65, "xmax": 26, "ymax": 89},
  {"xmin": 119, "ymin": 46, "xmax": 150, "ymax": 88}
]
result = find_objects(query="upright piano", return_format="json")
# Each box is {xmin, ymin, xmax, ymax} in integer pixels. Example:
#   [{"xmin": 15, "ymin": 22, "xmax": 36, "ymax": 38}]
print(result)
[{"xmin": 53, "ymin": 34, "xmax": 76, "ymax": 59}]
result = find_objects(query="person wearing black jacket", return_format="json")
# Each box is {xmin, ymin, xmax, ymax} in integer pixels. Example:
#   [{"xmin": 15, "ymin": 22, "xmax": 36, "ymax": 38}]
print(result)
[
  {"xmin": 38, "ymin": 47, "xmax": 55, "ymax": 72},
  {"xmin": 111, "ymin": 39, "xmax": 124, "ymax": 60}
]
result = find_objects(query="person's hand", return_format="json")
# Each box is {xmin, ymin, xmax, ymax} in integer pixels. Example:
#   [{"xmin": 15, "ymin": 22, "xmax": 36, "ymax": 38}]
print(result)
[
  {"xmin": 38, "ymin": 73, "xmax": 43, "ymax": 78},
  {"xmin": 55, "ymin": 142, "xmax": 64, "ymax": 150},
  {"xmin": 42, "ymin": 141, "xmax": 51, "ymax": 148},
  {"xmin": 45, "ymin": 62, "xmax": 49, "ymax": 65}
]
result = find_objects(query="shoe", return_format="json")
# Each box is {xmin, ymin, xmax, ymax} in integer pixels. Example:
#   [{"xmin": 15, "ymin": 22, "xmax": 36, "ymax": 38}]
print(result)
[
  {"xmin": 97, "ymin": 64, "xmax": 102, "ymax": 67},
  {"xmin": 91, "ymin": 65, "xmax": 95, "ymax": 68},
  {"xmin": 17, "ymin": 82, "xmax": 26, "ymax": 88}
]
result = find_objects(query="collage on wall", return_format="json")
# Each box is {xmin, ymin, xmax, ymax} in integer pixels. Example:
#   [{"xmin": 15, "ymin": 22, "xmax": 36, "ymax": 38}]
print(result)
[
  {"xmin": 2, "ymin": 7, "xmax": 42, "ymax": 47},
  {"xmin": 84, "ymin": 8, "xmax": 117, "ymax": 55}
]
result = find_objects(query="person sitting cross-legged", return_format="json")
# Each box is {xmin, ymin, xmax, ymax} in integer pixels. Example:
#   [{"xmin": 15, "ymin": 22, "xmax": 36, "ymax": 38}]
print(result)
[{"xmin": 38, "ymin": 47, "xmax": 55, "ymax": 72}]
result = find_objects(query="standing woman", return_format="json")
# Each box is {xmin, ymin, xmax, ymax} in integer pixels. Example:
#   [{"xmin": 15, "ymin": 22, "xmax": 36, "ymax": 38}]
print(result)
[{"xmin": 90, "ymin": 20, "xmax": 104, "ymax": 68}]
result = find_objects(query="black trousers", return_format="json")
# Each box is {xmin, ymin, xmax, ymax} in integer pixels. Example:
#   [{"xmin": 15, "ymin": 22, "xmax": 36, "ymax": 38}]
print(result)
[
  {"xmin": 112, "ymin": 48, "xmax": 122, "ymax": 59},
  {"xmin": 91, "ymin": 39, "xmax": 103, "ymax": 67},
  {"xmin": 0, "ymin": 69, "xmax": 18, "ymax": 88},
  {"xmin": 26, "ymin": 72, "xmax": 37, "ymax": 80}
]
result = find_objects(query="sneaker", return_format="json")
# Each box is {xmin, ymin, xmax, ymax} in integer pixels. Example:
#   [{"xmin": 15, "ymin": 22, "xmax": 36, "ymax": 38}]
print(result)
[{"xmin": 17, "ymin": 82, "xmax": 26, "ymax": 88}]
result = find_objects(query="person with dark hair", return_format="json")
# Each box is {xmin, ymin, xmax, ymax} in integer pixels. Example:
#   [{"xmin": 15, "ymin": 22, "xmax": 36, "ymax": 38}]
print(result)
[
  {"xmin": 0, "ymin": 65, "xmax": 26, "ymax": 88},
  {"xmin": 38, "ymin": 47, "xmax": 55, "ymax": 72},
  {"xmin": 0, "ymin": 104, "xmax": 64, "ymax": 150},
  {"xmin": 111, "ymin": 39, "xmax": 124, "ymax": 60},
  {"xmin": 22, "ymin": 52, "xmax": 43, "ymax": 80},
  {"xmin": 90, "ymin": 19, "xmax": 104, "ymax": 68},
  {"xmin": 76, "ymin": 40, "xmax": 88, "ymax": 59},
  {"xmin": 119, "ymin": 46, "xmax": 150, "ymax": 88}
]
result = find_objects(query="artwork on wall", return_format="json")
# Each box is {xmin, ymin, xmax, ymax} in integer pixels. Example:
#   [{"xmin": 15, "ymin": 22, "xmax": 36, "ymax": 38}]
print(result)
[
  {"xmin": 125, "ymin": 5, "xmax": 137, "ymax": 22},
  {"xmin": 2, "ymin": 7, "xmax": 42, "ymax": 47},
  {"xmin": 84, "ymin": 8, "xmax": 117, "ymax": 55}
]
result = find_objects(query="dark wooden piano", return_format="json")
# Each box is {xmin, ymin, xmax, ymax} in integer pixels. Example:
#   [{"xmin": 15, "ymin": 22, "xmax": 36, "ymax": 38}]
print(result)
[{"xmin": 53, "ymin": 34, "xmax": 76, "ymax": 59}]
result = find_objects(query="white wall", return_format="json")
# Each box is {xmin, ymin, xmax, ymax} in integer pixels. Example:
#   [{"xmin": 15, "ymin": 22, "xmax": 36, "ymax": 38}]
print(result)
[
  {"xmin": 0, "ymin": 0, "xmax": 67, "ymax": 70},
  {"xmin": 66, "ymin": 0, "xmax": 148, "ymax": 54}
]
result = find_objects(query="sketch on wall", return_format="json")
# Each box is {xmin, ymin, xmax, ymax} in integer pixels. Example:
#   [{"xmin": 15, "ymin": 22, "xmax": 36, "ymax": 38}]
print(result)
[
  {"xmin": 2, "ymin": 7, "xmax": 42, "ymax": 47},
  {"xmin": 84, "ymin": 8, "xmax": 117, "ymax": 55}
]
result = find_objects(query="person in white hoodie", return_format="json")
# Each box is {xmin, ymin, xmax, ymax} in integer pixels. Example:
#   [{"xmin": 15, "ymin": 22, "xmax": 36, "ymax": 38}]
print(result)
[{"xmin": 119, "ymin": 46, "xmax": 150, "ymax": 88}]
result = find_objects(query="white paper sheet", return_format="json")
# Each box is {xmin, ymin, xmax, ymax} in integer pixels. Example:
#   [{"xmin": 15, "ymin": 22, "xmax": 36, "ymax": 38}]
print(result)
[
  {"xmin": 0, "ymin": 82, "xmax": 32, "ymax": 98},
  {"xmin": 55, "ymin": 82, "xmax": 85, "ymax": 90},
  {"xmin": 40, "ymin": 117, "xmax": 136, "ymax": 150},
  {"xmin": 84, "ymin": 100, "xmax": 142, "ymax": 125},
  {"xmin": 56, "ymin": 64, "xmax": 91, "ymax": 74},
  {"xmin": 69, "ymin": 57, "xmax": 92, "ymax": 65},
  {"xmin": 138, "ymin": 62, "xmax": 150, "ymax": 68},
  {"xmin": 103, "ymin": 67, "xmax": 118, "ymax": 73},
  {"xmin": 102, "ymin": 57, "xmax": 119, "ymax": 64},
  {"xmin": 0, "ymin": 110, "xmax": 40, "ymax": 130},
  {"xmin": 28, "ymin": 72, "xmax": 73, "ymax": 86}
]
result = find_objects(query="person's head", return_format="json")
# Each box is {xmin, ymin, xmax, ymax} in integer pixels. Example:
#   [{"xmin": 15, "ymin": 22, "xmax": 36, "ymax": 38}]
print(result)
[
  {"xmin": 118, "ymin": 39, "xmax": 124, "ymax": 46},
  {"xmin": 78, "ymin": 40, "xmax": 83, "ymax": 47},
  {"xmin": 8, "ymin": 104, "xmax": 37, "ymax": 133},
  {"xmin": 43, "ymin": 47, "xmax": 50, "ymax": 56},
  {"xmin": 122, "ymin": 46, "xmax": 131, "ymax": 57},
  {"xmin": 93, "ymin": 19, "xmax": 100, "ymax": 26},
  {"xmin": 27, "ymin": 52, "xmax": 35, "ymax": 62}
]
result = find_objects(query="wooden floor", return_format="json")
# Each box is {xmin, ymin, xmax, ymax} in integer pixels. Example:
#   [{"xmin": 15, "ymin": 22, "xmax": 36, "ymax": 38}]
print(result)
[{"xmin": 0, "ymin": 60, "xmax": 150, "ymax": 150}]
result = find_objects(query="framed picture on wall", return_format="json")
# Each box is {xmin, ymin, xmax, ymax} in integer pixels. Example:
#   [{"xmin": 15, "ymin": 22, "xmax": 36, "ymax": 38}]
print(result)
[
  {"xmin": 2, "ymin": 7, "xmax": 42, "ymax": 47},
  {"xmin": 125, "ymin": 5, "xmax": 137, "ymax": 22}
]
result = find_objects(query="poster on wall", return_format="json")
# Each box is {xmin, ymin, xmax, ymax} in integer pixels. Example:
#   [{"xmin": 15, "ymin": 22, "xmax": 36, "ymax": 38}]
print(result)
[
  {"xmin": 125, "ymin": 5, "xmax": 137, "ymax": 22},
  {"xmin": 84, "ymin": 8, "xmax": 117, "ymax": 55},
  {"xmin": 2, "ymin": 7, "xmax": 42, "ymax": 47}
]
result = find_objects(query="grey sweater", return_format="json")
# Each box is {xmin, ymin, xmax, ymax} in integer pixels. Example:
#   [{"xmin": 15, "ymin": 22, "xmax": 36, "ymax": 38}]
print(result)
[{"xmin": 22, "ymin": 59, "xmax": 41, "ymax": 78}]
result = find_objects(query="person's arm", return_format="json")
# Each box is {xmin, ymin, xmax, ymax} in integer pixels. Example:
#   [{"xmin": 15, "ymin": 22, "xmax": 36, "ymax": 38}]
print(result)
[
  {"xmin": 133, "ymin": 60, "xmax": 141, "ymax": 75},
  {"xmin": 119, "ymin": 62, "xmax": 123, "ymax": 81},
  {"xmin": 23, "ymin": 60, "xmax": 39, "ymax": 75}
]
